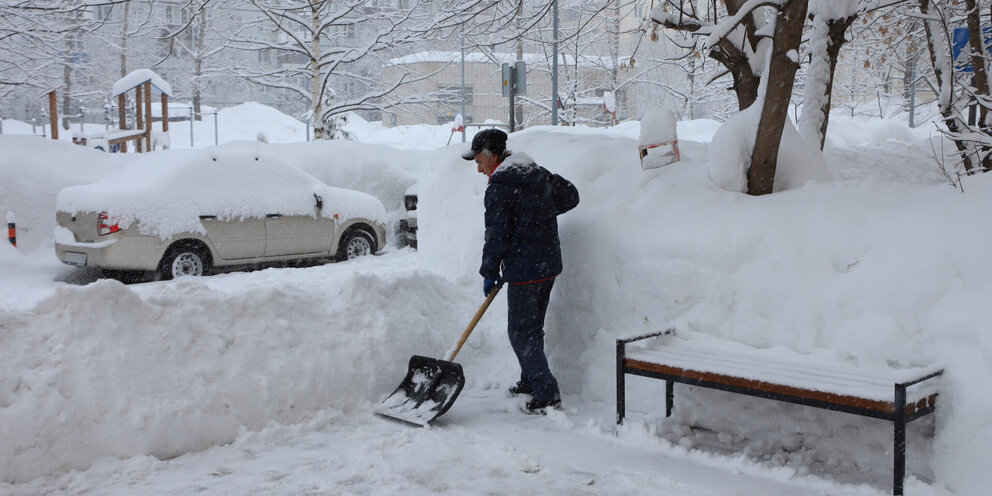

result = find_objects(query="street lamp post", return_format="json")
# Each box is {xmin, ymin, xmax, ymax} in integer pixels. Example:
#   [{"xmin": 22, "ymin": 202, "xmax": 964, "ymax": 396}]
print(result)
[{"xmin": 552, "ymin": 0, "xmax": 559, "ymax": 126}]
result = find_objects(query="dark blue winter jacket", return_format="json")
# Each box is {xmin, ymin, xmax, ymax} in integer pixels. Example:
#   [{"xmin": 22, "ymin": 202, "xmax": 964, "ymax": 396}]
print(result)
[{"xmin": 480, "ymin": 152, "xmax": 579, "ymax": 284}]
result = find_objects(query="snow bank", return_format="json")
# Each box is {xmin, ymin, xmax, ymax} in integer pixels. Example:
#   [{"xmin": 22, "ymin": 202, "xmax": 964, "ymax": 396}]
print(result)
[
  {"xmin": 216, "ymin": 102, "xmax": 305, "ymax": 144},
  {"xmin": 2, "ymin": 115, "xmax": 991, "ymax": 494},
  {"xmin": 422, "ymin": 127, "xmax": 988, "ymax": 494},
  {"xmin": 0, "ymin": 136, "xmax": 126, "ymax": 251},
  {"xmin": 709, "ymin": 105, "xmax": 832, "ymax": 192},
  {"xmin": 0, "ymin": 260, "xmax": 472, "ymax": 482}
]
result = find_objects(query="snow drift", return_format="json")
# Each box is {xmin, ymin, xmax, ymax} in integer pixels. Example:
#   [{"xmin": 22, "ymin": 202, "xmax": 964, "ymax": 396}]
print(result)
[{"xmin": 0, "ymin": 108, "xmax": 988, "ymax": 494}]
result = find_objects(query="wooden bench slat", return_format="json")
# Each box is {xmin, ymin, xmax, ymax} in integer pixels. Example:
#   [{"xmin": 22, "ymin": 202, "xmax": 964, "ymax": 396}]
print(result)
[
  {"xmin": 626, "ymin": 341, "xmax": 939, "ymax": 404},
  {"xmin": 625, "ymin": 358, "xmax": 906, "ymax": 413}
]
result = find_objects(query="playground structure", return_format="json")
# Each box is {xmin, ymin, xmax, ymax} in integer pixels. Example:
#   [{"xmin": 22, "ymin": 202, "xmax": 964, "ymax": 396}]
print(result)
[{"xmin": 61, "ymin": 69, "xmax": 173, "ymax": 153}]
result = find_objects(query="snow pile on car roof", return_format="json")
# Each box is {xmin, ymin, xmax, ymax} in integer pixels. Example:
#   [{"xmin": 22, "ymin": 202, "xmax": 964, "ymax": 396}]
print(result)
[{"xmin": 55, "ymin": 148, "xmax": 385, "ymax": 239}]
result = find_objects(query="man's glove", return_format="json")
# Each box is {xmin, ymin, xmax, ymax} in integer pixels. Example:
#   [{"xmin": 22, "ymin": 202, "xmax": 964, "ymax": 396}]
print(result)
[{"xmin": 483, "ymin": 277, "xmax": 503, "ymax": 297}]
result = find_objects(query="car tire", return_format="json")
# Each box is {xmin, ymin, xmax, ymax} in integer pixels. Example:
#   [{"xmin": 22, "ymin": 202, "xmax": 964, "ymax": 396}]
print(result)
[
  {"xmin": 159, "ymin": 242, "xmax": 211, "ymax": 280},
  {"xmin": 337, "ymin": 226, "xmax": 376, "ymax": 261}
]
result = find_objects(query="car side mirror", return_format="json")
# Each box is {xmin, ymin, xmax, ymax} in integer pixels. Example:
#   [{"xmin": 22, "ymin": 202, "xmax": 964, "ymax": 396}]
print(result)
[{"xmin": 314, "ymin": 194, "xmax": 323, "ymax": 211}]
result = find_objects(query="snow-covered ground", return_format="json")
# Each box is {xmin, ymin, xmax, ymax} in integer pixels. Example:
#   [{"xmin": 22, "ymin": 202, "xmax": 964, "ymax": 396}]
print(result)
[{"xmin": 0, "ymin": 104, "xmax": 983, "ymax": 495}]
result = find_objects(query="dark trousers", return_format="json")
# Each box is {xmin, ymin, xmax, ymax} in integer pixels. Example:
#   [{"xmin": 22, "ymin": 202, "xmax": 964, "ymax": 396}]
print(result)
[{"xmin": 507, "ymin": 278, "xmax": 559, "ymax": 403}]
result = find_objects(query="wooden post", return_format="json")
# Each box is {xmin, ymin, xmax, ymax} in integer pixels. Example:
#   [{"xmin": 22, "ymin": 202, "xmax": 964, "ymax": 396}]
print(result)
[
  {"xmin": 118, "ymin": 94, "xmax": 126, "ymax": 130},
  {"xmin": 48, "ymin": 91, "xmax": 59, "ymax": 140},
  {"xmin": 144, "ymin": 81, "xmax": 152, "ymax": 151},
  {"xmin": 118, "ymin": 93, "xmax": 127, "ymax": 152},
  {"xmin": 118, "ymin": 91, "xmax": 127, "ymax": 153},
  {"xmin": 161, "ymin": 93, "xmax": 169, "ymax": 133},
  {"xmin": 135, "ymin": 86, "xmax": 143, "ymax": 153}
]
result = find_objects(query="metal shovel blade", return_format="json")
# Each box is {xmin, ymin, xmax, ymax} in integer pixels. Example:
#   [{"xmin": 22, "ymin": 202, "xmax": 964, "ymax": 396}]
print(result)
[{"xmin": 374, "ymin": 355, "xmax": 466, "ymax": 426}]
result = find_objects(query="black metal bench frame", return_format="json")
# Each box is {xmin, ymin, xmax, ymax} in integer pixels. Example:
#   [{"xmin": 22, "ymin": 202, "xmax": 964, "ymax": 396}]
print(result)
[{"xmin": 616, "ymin": 329, "xmax": 943, "ymax": 496}]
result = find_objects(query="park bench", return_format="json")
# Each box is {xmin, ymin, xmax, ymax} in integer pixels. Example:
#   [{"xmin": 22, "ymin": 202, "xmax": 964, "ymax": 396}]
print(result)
[{"xmin": 616, "ymin": 329, "xmax": 942, "ymax": 496}]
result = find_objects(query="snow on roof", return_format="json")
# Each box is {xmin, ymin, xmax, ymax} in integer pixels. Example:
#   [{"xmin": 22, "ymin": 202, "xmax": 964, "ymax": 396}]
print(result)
[
  {"xmin": 112, "ymin": 69, "xmax": 173, "ymax": 98},
  {"xmin": 36, "ymin": 85, "xmax": 63, "ymax": 99},
  {"xmin": 386, "ymin": 50, "xmax": 628, "ymax": 69}
]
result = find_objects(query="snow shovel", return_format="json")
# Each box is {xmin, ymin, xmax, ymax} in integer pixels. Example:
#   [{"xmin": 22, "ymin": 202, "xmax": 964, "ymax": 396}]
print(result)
[{"xmin": 374, "ymin": 285, "xmax": 501, "ymax": 426}]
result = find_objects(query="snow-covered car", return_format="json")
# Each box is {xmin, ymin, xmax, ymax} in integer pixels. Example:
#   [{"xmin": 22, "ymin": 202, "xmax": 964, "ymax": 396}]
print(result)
[{"xmin": 54, "ymin": 148, "xmax": 387, "ymax": 279}]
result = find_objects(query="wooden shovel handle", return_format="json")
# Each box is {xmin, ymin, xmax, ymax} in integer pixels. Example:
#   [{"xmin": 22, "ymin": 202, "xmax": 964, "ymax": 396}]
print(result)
[{"xmin": 446, "ymin": 285, "xmax": 501, "ymax": 361}]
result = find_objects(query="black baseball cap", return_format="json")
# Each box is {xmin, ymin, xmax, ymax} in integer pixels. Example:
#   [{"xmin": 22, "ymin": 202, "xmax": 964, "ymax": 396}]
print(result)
[{"xmin": 461, "ymin": 129, "xmax": 507, "ymax": 160}]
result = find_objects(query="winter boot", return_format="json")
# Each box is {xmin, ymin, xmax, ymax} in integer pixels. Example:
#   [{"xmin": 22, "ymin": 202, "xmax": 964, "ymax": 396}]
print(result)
[
  {"xmin": 508, "ymin": 380, "xmax": 534, "ymax": 397},
  {"xmin": 523, "ymin": 397, "xmax": 562, "ymax": 415}
]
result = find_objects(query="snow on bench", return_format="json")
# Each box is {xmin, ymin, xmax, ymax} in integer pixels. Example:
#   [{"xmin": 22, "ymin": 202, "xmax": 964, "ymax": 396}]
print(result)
[
  {"xmin": 73, "ymin": 129, "xmax": 157, "ymax": 153},
  {"xmin": 616, "ymin": 329, "xmax": 942, "ymax": 496}
]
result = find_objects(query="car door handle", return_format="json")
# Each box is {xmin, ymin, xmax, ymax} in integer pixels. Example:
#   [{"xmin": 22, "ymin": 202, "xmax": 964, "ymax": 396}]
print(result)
[
  {"xmin": 199, "ymin": 215, "xmax": 217, "ymax": 220},
  {"xmin": 266, "ymin": 214, "xmax": 282, "ymax": 218}
]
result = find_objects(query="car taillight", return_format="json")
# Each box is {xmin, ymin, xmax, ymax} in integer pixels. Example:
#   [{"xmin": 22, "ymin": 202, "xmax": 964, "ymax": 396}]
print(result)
[{"xmin": 98, "ymin": 211, "xmax": 121, "ymax": 235}]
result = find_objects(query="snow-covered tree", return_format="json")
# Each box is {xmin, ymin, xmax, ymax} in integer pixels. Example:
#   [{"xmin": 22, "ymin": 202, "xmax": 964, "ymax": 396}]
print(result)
[
  {"xmin": 649, "ymin": 0, "xmax": 809, "ymax": 194},
  {"xmin": 223, "ymin": 0, "xmax": 443, "ymax": 139},
  {"xmin": 916, "ymin": 0, "xmax": 992, "ymax": 176},
  {"xmin": 646, "ymin": 0, "xmax": 925, "ymax": 194}
]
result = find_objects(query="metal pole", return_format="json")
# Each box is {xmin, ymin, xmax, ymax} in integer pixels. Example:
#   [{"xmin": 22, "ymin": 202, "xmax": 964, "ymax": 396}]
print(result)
[
  {"xmin": 894, "ymin": 383, "xmax": 907, "ymax": 496},
  {"xmin": 616, "ymin": 339, "xmax": 625, "ymax": 425},
  {"xmin": 909, "ymin": 55, "xmax": 917, "ymax": 128},
  {"xmin": 509, "ymin": 66, "xmax": 516, "ymax": 133},
  {"xmin": 214, "ymin": 111, "xmax": 218, "ymax": 146},
  {"xmin": 552, "ymin": 0, "xmax": 559, "ymax": 126},
  {"xmin": 189, "ymin": 108, "xmax": 194, "ymax": 147},
  {"xmin": 461, "ymin": 31, "xmax": 467, "ymax": 143}
]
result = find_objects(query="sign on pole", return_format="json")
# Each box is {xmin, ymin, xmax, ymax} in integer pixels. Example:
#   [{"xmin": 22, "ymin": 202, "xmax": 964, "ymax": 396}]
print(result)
[
  {"xmin": 952, "ymin": 26, "xmax": 992, "ymax": 73},
  {"xmin": 502, "ymin": 63, "xmax": 512, "ymax": 97},
  {"xmin": 502, "ymin": 62, "xmax": 526, "ymax": 97}
]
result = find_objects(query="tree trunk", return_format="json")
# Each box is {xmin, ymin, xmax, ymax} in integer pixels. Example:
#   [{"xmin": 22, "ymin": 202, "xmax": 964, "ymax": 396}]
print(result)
[
  {"xmin": 119, "ymin": 1, "xmax": 130, "ymax": 129},
  {"xmin": 193, "ymin": 3, "xmax": 206, "ymax": 121},
  {"xmin": 310, "ymin": 2, "xmax": 324, "ymax": 139},
  {"xmin": 120, "ymin": 1, "xmax": 129, "ymax": 78},
  {"xmin": 61, "ymin": 59, "xmax": 72, "ymax": 130},
  {"xmin": 655, "ymin": 0, "xmax": 761, "ymax": 110},
  {"xmin": 799, "ymin": 14, "xmax": 855, "ymax": 150},
  {"xmin": 966, "ymin": 0, "xmax": 991, "ymax": 169},
  {"xmin": 747, "ymin": 0, "xmax": 809, "ymax": 196},
  {"xmin": 918, "ymin": 0, "xmax": 974, "ymax": 172},
  {"xmin": 609, "ymin": 0, "xmax": 620, "ymax": 121},
  {"xmin": 708, "ymin": 0, "xmax": 761, "ymax": 110}
]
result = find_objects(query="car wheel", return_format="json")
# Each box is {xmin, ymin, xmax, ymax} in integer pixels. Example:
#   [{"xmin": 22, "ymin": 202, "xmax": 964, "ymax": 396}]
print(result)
[
  {"xmin": 159, "ymin": 242, "xmax": 211, "ymax": 280},
  {"xmin": 337, "ymin": 227, "xmax": 375, "ymax": 261}
]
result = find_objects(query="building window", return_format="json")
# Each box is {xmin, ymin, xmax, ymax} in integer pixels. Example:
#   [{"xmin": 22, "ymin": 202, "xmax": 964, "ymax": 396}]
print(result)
[
  {"xmin": 437, "ymin": 85, "xmax": 472, "ymax": 106},
  {"xmin": 332, "ymin": 24, "xmax": 355, "ymax": 39},
  {"xmin": 437, "ymin": 86, "xmax": 472, "ymax": 124},
  {"xmin": 164, "ymin": 5, "xmax": 180, "ymax": 25}
]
